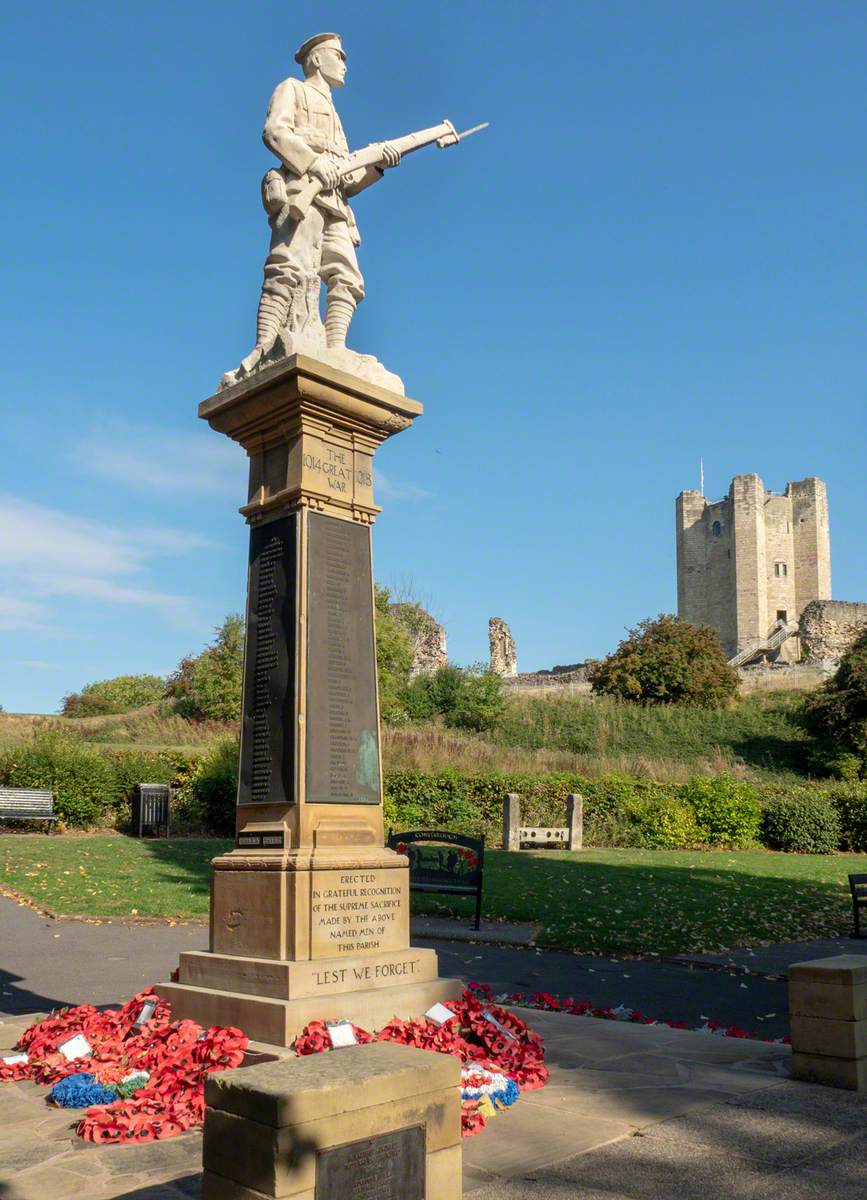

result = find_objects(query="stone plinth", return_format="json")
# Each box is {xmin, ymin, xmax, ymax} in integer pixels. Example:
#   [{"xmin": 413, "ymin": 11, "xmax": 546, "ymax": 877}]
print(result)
[
  {"xmin": 789, "ymin": 955, "xmax": 867, "ymax": 1091},
  {"xmin": 201, "ymin": 1042, "xmax": 461, "ymax": 1199},
  {"xmin": 158, "ymin": 356, "xmax": 461, "ymax": 1043}
]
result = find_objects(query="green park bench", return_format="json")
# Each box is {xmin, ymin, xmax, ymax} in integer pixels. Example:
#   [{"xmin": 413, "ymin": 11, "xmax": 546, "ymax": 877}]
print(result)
[{"xmin": 387, "ymin": 828, "xmax": 485, "ymax": 930}]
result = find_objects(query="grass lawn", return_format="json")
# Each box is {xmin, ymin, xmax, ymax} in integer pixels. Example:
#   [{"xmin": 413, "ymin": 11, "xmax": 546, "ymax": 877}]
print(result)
[{"xmin": 0, "ymin": 835, "xmax": 863, "ymax": 955}]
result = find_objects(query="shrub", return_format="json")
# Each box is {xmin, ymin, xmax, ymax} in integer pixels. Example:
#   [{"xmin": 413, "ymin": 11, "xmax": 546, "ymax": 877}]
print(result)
[
  {"xmin": 0, "ymin": 731, "xmax": 115, "ymax": 827},
  {"xmin": 829, "ymin": 781, "xmax": 867, "ymax": 852},
  {"xmin": 588, "ymin": 614, "xmax": 739, "ymax": 707},
  {"xmin": 618, "ymin": 795, "xmax": 700, "ymax": 850},
  {"xmin": 61, "ymin": 674, "xmax": 165, "ymax": 717},
  {"xmin": 680, "ymin": 774, "xmax": 762, "ymax": 847},
  {"xmin": 804, "ymin": 629, "xmax": 867, "ymax": 779},
  {"xmin": 103, "ymin": 749, "xmax": 181, "ymax": 823},
  {"xmin": 763, "ymin": 793, "xmax": 842, "ymax": 854},
  {"xmin": 190, "ymin": 739, "xmax": 239, "ymax": 836},
  {"xmin": 403, "ymin": 664, "xmax": 505, "ymax": 733},
  {"xmin": 167, "ymin": 615, "xmax": 245, "ymax": 722}
]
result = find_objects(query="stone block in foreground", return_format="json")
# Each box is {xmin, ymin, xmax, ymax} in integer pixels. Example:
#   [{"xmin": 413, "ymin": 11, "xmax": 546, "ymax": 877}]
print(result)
[
  {"xmin": 201, "ymin": 1041, "xmax": 461, "ymax": 1199},
  {"xmin": 790, "ymin": 955, "xmax": 867, "ymax": 1092}
]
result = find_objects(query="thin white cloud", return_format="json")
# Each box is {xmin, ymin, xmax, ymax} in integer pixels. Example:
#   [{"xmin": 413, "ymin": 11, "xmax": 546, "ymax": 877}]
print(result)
[
  {"xmin": 71, "ymin": 422, "xmax": 244, "ymax": 495},
  {"xmin": 12, "ymin": 660, "xmax": 61, "ymax": 670},
  {"xmin": 0, "ymin": 496, "xmax": 204, "ymax": 626},
  {"xmin": 374, "ymin": 468, "xmax": 432, "ymax": 502},
  {"xmin": 0, "ymin": 596, "xmax": 48, "ymax": 631}
]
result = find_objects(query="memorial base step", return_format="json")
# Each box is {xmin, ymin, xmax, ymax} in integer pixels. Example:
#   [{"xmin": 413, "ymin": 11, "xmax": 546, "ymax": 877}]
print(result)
[
  {"xmin": 157, "ymin": 976, "xmax": 464, "ymax": 1047},
  {"xmin": 177, "ymin": 946, "xmax": 439, "ymax": 1001}
]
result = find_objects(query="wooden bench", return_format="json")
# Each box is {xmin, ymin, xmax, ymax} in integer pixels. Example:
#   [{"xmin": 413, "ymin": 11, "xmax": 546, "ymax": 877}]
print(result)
[
  {"xmin": 849, "ymin": 873, "xmax": 867, "ymax": 939},
  {"xmin": 0, "ymin": 788, "xmax": 58, "ymax": 833},
  {"xmin": 387, "ymin": 829, "xmax": 485, "ymax": 930}
]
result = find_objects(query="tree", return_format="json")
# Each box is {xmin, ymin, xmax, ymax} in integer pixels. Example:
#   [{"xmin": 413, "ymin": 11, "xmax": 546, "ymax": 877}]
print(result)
[
  {"xmin": 166, "ymin": 614, "xmax": 245, "ymax": 722},
  {"xmin": 804, "ymin": 628, "xmax": 867, "ymax": 779},
  {"xmin": 588, "ymin": 614, "xmax": 739, "ymax": 707},
  {"xmin": 61, "ymin": 674, "xmax": 165, "ymax": 717},
  {"xmin": 373, "ymin": 586, "xmax": 414, "ymax": 724}
]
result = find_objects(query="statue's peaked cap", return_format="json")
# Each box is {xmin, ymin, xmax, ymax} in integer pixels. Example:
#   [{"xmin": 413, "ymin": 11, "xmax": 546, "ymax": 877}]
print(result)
[{"xmin": 294, "ymin": 32, "xmax": 343, "ymax": 65}]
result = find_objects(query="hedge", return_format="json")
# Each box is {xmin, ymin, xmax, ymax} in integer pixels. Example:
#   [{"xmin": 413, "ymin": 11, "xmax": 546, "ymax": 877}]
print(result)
[
  {"xmin": 0, "ymin": 733, "xmax": 201, "ymax": 831},
  {"xmin": 2, "ymin": 733, "xmax": 867, "ymax": 854},
  {"xmin": 762, "ymin": 792, "xmax": 842, "ymax": 854}
]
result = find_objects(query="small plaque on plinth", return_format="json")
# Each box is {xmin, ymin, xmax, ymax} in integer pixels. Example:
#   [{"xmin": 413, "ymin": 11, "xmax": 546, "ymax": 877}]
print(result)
[
  {"xmin": 236, "ymin": 829, "xmax": 286, "ymax": 849},
  {"xmin": 315, "ymin": 1125, "xmax": 424, "ymax": 1200}
]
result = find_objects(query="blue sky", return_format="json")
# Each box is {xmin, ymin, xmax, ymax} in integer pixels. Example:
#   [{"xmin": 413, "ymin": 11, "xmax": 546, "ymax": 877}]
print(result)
[{"xmin": 1, "ymin": 1, "xmax": 864, "ymax": 713}]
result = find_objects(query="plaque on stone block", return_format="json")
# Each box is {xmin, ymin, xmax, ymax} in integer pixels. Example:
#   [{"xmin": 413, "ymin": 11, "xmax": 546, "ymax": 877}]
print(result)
[
  {"xmin": 238, "ymin": 516, "xmax": 297, "ymax": 806},
  {"xmin": 316, "ymin": 1125, "xmax": 424, "ymax": 1200},
  {"xmin": 306, "ymin": 512, "xmax": 381, "ymax": 804}
]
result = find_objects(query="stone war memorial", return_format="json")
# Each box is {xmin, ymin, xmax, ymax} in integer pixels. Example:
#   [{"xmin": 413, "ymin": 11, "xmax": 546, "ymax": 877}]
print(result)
[{"xmin": 159, "ymin": 33, "xmax": 485, "ymax": 1051}]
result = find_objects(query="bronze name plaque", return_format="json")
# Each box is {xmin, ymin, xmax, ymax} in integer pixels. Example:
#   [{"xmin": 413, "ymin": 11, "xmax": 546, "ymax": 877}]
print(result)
[
  {"xmin": 315, "ymin": 1125, "xmax": 424, "ymax": 1200},
  {"xmin": 306, "ymin": 513, "xmax": 381, "ymax": 804},
  {"xmin": 238, "ymin": 515, "xmax": 297, "ymax": 806}
]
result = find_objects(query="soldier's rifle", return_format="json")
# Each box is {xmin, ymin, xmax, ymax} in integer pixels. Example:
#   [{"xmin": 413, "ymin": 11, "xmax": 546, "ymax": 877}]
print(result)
[{"xmin": 288, "ymin": 119, "xmax": 488, "ymax": 222}]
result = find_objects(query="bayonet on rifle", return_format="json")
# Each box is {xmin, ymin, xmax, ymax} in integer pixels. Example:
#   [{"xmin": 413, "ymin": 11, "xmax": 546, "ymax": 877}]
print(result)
[{"xmin": 288, "ymin": 119, "xmax": 489, "ymax": 222}]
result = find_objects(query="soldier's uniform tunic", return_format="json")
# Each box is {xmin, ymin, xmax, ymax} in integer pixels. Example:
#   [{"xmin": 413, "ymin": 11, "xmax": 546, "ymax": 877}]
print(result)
[{"xmin": 260, "ymin": 74, "xmax": 382, "ymax": 317}]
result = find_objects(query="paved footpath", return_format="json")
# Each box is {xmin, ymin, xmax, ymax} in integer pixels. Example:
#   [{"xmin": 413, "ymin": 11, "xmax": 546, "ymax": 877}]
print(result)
[
  {"xmin": 4, "ymin": 1006, "xmax": 867, "ymax": 1200},
  {"xmin": 0, "ymin": 896, "xmax": 818, "ymax": 1038}
]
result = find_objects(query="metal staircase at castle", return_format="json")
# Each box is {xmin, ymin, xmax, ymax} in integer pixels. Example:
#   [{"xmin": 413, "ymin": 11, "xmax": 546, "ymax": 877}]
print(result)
[{"xmin": 728, "ymin": 619, "xmax": 799, "ymax": 668}]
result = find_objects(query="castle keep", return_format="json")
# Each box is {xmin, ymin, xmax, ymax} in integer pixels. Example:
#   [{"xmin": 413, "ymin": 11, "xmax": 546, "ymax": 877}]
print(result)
[{"xmin": 676, "ymin": 475, "xmax": 831, "ymax": 663}]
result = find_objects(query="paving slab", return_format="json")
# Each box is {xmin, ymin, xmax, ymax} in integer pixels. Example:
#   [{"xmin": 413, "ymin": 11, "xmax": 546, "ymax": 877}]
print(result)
[{"xmin": 462, "ymin": 1101, "xmax": 630, "ymax": 1179}]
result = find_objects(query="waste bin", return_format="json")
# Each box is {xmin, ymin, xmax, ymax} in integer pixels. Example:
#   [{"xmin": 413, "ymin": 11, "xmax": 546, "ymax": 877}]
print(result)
[{"xmin": 132, "ymin": 783, "xmax": 170, "ymax": 838}]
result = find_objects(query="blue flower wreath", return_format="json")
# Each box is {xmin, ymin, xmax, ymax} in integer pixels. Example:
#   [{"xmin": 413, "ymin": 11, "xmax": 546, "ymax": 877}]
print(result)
[{"xmin": 48, "ymin": 1073, "xmax": 118, "ymax": 1108}]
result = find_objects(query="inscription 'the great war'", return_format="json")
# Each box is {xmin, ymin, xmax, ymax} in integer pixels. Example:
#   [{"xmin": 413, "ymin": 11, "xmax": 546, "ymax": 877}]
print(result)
[{"xmin": 303, "ymin": 445, "xmax": 372, "ymax": 495}]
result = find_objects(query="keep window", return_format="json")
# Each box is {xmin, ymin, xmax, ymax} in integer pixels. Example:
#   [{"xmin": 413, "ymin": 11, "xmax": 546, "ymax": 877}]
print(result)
[
  {"xmin": 774, "ymin": 561, "xmax": 788, "ymax": 577},
  {"xmin": 712, "ymin": 520, "xmax": 722, "ymax": 537}
]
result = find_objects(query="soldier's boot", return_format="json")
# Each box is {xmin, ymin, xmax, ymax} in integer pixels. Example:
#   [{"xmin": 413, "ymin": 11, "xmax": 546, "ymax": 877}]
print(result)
[
  {"xmin": 233, "ymin": 291, "xmax": 290, "ymax": 377},
  {"xmin": 256, "ymin": 290, "xmax": 291, "ymax": 350},
  {"xmin": 219, "ymin": 290, "xmax": 291, "ymax": 390},
  {"xmin": 324, "ymin": 297, "xmax": 356, "ymax": 349}
]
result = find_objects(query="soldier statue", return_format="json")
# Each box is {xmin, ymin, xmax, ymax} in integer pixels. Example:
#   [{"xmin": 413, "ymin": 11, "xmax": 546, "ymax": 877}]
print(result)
[{"xmin": 221, "ymin": 32, "xmax": 486, "ymax": 391}]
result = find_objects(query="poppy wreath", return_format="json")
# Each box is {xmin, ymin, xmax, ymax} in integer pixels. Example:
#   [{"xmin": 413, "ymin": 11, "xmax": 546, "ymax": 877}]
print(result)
[
  {"xmin": 0, "ymin": 989, "xmax": 248, "ymax": 1143},
  {"xmin": 292, "ymin": 987, "xmax": 548, "ymax": 1136}
]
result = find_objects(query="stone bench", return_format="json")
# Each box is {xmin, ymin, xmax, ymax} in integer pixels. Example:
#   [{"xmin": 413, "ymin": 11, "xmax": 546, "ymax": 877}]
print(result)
[{"xmin": 202, "ymin": 1040, "xmax": 461, "ymax": 1199}]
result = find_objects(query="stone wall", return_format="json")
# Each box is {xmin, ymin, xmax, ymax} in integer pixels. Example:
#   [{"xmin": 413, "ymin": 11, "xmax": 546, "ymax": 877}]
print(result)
[
  {"xmin": 737, "ymin": 662, "xmax": 835, "ymax": 693},
  {"xmin": 800, "ymin": 600, "xmax": 867, "ymax": 664},
  {"xmin": 501, "ymin": 667, "xmax": 591, "ymax": 696}
]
